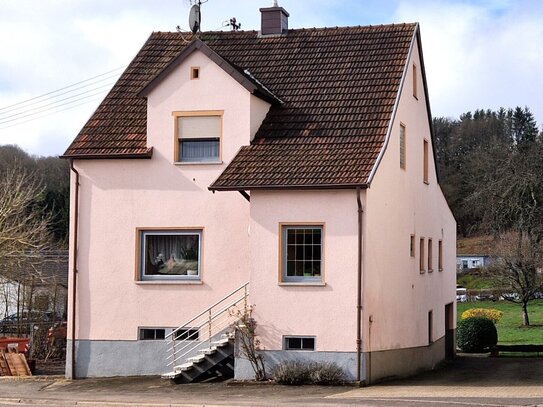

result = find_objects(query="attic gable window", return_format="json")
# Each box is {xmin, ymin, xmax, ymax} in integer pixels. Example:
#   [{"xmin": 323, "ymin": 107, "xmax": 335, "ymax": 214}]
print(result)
[
  {"xmin": 174, "ymin": 112, "xmax": 222, "ymax": 163},
  {"xmin": 413, "ymin": 63, "xmax": 418, "ymax": 99},
  {"xmin": 423, "ymin": 139, "xmax": 429, "ymax": 184},
  {"xmin": 400, "ymin": 123, "xmax": 406, "ymax": 169},
  {"xmin": 191, "ymin": 67, "xmax": 200, "ymax": 80}
]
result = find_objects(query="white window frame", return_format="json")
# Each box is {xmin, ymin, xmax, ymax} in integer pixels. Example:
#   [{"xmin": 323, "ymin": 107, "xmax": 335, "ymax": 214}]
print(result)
[
  {"xmin": 138, "ymin": 229, "xmax": 202, "ymax": 281},
  {"xmin": 281, "ymin": 224, "xmax": 323, "ymax": 283},
  {"xmin": 173, "ymin": 111, "xmax": 223, "ymax": 164},
  {"xmin": 283, "ymin": 336, "xmax": 316, "ymax": 351}
]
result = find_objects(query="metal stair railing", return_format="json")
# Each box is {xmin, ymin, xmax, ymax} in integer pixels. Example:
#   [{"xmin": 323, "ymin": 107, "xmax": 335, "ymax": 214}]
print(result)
[{"xmin": 165, "ymin": 282, "xmax": 249, "ymax": 368}]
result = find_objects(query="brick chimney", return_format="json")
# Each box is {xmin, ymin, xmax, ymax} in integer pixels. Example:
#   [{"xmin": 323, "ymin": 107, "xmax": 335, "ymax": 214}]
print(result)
[{"xmin": 260, "ymin": 1, "xmax": 289, "ymax": 35}]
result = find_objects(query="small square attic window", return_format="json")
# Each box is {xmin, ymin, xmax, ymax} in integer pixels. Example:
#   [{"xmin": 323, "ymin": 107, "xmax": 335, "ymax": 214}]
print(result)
[{"xmin": 191, "ymin": 67, "xmax": 200, "ymax": 80}]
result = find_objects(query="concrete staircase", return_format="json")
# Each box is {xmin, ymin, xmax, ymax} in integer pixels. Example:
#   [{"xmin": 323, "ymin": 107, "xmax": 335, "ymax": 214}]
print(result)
[
  {"xmin": 161, "ymin": 283, "xmax": 249, "ymax": 384},
  {"xmin": 161, "ymin": 334, "xmax": 234, "ymax": 383}
]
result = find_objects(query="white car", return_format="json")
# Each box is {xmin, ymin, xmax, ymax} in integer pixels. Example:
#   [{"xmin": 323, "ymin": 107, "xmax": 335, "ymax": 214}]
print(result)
[{"xmin": 456, "ymin": 287, "xmax": 468, "ymax": 302}]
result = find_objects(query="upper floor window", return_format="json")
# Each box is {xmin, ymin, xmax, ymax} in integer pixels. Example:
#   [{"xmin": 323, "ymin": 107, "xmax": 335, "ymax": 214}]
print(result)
[
  {"xmin": 138, "ymin": 229, "xmax": 202, "ymax": 281},
  {"xmin": 400, "ymin": 123, "xmax": 406, "ymax": 169},
  {"xmin": 281, "ymin": 225, "xmax": 323, "ymax": 283},
  {"xmin": 428, "ymin": 238, "xmax": 433, "ymax": 272},
  {"xmin": 419, "ymin": 237, "xmax": 425, "ymax": 273},
  {"xmin": 175, "ymin": 112, "xmax": 222, "ymax": 163},
  {"xmin": 423, "ymin": 139, "xmax": 429, "ymax": 184},
  {"xmin": 438, "ymin": 240, "xmax": 443, "ymax": 271},
  {"xmin": 413, "ymin": 63, "xmax": 418, "ymax": 99}
]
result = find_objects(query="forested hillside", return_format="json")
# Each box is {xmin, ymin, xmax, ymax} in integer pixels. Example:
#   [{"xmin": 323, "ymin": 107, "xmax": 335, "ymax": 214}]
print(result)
[
  {"xmin": 433, "ymin": 106, "xmax": 542, "ymax": 237},
  {"xmin": 0, "ymin": 145, "xmax": 69, "ymax": 246}
]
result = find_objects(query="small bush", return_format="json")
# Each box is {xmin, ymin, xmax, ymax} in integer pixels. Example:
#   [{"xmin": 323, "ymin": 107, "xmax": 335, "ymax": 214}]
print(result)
[
  {"xmin": 273, "ymin": 361, "xmax": 345, "ymax": 385},
  {"xmin": 273, "ymin": 361, "xmax": 310, "ymax": 385},
  {"xmin": 309, "ymin": 362, "xmax": 346, "ymax": 385},
  {"xmin": 457, "ymin": 317, "xmax": 498, "ymax": 353},
  {"xmin": 461, "ymin": 308, "xmax": 503, "ymax": 324}
]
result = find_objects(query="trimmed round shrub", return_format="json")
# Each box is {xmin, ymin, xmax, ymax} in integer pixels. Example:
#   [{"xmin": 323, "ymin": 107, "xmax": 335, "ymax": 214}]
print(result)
[
  {"xmin": 457, "ymin": 317, "xmax": 498, "ymax": 353},
  {"xmin": 461, "ymin": 308, "xmax": 503, "ymax": 324}
]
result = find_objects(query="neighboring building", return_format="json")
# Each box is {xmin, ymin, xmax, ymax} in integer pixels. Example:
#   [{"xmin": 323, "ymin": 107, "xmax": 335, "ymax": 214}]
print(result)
[
  {"xmin": 62, "ymin": 4, "xmax": 456, "ymax": 384},
  {"xmin": 456, "ymin": 254, "xmax": 492, "ymax": 271},
  {"xmin": 0, "ymin": 250, "xmax": 68, "ymax": 322}
]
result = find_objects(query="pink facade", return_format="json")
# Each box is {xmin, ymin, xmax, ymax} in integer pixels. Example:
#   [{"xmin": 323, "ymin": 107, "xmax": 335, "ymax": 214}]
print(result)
[
  {"xmin": 66, "ymin": 11, "xmax": 455, "ymax": 382},
  {"xmin": 68, "ymin": 51, "xmax": 269, "ymax": 343}
]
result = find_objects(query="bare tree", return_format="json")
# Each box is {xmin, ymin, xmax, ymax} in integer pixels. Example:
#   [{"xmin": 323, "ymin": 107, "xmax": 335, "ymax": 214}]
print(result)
[
  {"xmin": 0, "ymin": 165, "xmax": 53, "ymax": 319},
  {"xmin": 489, "ymin": 233, "xmax": 543, "ymax": 325}
]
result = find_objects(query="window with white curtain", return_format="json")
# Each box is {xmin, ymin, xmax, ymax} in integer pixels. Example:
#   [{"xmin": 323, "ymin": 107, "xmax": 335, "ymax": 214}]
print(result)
[
  {"xmin": 176, "ymin": 114, "xmax": 221, "ymax": 163},
  {"xmin": 138, "ymin": 229, "xmax": 202, "ymax": 280}
]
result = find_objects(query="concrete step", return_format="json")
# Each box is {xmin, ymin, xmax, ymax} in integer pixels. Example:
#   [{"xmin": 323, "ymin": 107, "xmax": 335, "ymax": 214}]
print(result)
[
  {"xmin": 186, "ymin": 354, "xmax": 206, "ymax": 364},
  {"xmin": 211, "ymin": 338, "xmax": 230, "ymax": 347},
  {"xmin": 161, "ymin": 371, "xmax": 182, "ymax": 380},
  {"xmin": 198, "ymin": 346, "xmax": 217, "ymax": 355},
  {"xmin": 173, "ymin": 362, "xmax": 194, "ymax": 372}
]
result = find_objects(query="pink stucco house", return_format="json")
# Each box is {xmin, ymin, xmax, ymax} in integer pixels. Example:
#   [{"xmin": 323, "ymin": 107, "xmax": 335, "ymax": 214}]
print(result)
[{"xmin": 62, "ymin": 4, "xmax": 456, "ymax": 384}]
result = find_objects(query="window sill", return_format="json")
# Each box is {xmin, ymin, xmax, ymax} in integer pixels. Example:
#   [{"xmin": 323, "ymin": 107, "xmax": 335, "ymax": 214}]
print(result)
[
  {"xmin": 438, "ymin": 268, "xmax": 443, "ymax": 272},
  {"xmin": 278, "ymin": 282, "xmax": 326, "ymax": 287},
  {"xmin": 136, "ymin": 280, "xmax": 203, "ymax": 285},
  {"xmin": 174, "ymin": 161, "xmax": 223, "ymax": 165},
  {"xmin": 419, "ymin": 270, "xmax": 426, "ymax": 275},
  {"xmin": 428, "ymin": 269, "xmax": 434, "ymax": 273},
  {"xmin": 423, "ymin": 180, "xmax": 429, "ymax": 185}
]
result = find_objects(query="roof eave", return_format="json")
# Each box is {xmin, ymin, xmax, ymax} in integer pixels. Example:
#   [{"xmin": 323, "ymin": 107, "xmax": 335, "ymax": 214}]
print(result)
[
  {"xmin": 60, "ymin": 147, "xmax": 154, "ymax": 160},
  {"xmin": 209, "ymin": 183, "xmax": 369, "ymax": 192}
]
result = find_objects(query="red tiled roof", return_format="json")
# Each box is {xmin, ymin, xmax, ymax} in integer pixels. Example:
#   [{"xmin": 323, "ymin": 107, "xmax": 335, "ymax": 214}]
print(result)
[{"xmin": 63, "ymin": 24, "xmax": 417, "ymax": 188}]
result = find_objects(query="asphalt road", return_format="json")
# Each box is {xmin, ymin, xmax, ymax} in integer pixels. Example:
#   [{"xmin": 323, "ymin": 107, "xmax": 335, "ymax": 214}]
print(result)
[{"xmin": 0, "ymin": 355, "xmax": 542, "ymax": 407}]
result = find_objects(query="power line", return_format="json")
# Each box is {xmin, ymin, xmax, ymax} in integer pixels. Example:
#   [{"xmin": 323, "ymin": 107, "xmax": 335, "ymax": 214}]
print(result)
[
  {"xmin": 0, "ymin": 73, "xmax": 121, "ymax": 116},
  {"xmin": 0, "ymin": 66, "xmax": 125, "ymax": 112},
  {"xmin": 0, "ymin": 82, "xmax": 115, "ymax": 123},
  {"xmin": 0, "ymin": 89, "xmax": 110, "ymax": 126},
  {"xmin": 0, "ymin": 97, "xmax": 104, "ymax": 130}
]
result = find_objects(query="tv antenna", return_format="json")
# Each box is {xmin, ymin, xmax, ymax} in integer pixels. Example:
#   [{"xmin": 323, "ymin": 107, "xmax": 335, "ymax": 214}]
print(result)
[{"xmin": 188, "ymin": 0, "xmax": 208, "ymax": 34}]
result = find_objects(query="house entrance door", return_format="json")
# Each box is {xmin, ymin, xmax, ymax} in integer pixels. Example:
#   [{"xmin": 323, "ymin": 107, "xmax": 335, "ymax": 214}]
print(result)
[{"xmin": 445, "ymin": 302, "xmax": 455, "ymax": 358}]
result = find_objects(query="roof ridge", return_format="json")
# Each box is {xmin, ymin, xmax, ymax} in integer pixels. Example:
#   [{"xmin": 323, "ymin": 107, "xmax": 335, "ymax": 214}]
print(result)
[{"xmin": 150, "ymin": 22, "xmax": 418, "ymax": 36}]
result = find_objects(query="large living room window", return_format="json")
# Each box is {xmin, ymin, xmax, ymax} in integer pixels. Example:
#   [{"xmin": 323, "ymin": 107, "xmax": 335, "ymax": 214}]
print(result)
[
  {"xmin": 175, "ymin": 112, "xmax": 222, "ymax": 163},
  {"xmin": 138, "ymin": 229, "xmax": 202, "ymax": 280},
  {"xmin": 281, "ymin": 225, "xmax": 323, "ymax": 282}
]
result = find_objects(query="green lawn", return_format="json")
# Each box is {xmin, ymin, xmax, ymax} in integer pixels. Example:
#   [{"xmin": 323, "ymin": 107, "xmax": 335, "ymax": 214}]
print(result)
[{"xmin": 457, "ymin": 300, "xmax": 543, "ymax": 345}]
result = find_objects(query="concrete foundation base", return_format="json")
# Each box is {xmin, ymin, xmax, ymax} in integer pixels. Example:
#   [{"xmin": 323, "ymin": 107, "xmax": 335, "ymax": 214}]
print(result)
[
  {"xmin": 366, "ymin": 336, "xmax": 446, "ymax": 384},
  {"xmin": 66, "ymin": 339, "xmax": 175, "ymax": 378},
  {"xmin": 234, "ymin": 350, "xmax": 363, "ymax": 381}
]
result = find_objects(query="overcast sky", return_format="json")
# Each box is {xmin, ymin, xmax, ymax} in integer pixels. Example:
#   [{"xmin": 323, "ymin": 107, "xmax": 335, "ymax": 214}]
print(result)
[{"xmin": 0, "ymin": 0, "xmax": 542, "ymax": 157}]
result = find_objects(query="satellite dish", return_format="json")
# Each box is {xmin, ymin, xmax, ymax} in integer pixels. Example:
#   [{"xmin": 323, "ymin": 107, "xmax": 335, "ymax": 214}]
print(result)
[{"xmin": 189, "ymin": 4, "xmax": 201, "ymax": 33}]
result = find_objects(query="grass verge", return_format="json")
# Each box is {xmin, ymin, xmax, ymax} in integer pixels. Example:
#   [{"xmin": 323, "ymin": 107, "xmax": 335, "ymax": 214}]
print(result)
[{"xmin": 457, "ymin": 299, "xmax": 543, "ymax": 345}]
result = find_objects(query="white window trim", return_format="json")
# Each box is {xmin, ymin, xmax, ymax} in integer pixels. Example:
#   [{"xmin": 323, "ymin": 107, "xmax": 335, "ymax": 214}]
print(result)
[
  {"xmin": 137, "ymin": 228, "xmax": 203, "ymax": 281},
  {"xmin": 280, "ymin": 224, "xmax": 324, "ymax": 283},
  {"xmin": 173, "ymin": 111, "xmax": 223, "ymax": 164},
  {"xmin": 283, "ymin": 335, "xmax": 316, "ymax": 351}
]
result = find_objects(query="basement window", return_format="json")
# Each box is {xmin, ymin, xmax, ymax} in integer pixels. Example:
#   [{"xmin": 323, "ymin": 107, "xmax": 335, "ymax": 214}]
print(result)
[
  {"xmin": 284, "ymin": 336, "xmax": 315, "ymax": 351},
  {"xmin": 174, "ymin": 328, "xmax": 199, "ymax": 341},
  {"xmin": 139, "ymin": 328, "xmax": 166, "ymax": 340}
]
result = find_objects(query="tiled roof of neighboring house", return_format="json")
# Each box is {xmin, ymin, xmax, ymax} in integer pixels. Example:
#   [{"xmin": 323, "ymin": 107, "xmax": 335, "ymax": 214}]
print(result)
[{"xmin": 63, "ymin": 24, "xmax": 418, "ymax": 188}]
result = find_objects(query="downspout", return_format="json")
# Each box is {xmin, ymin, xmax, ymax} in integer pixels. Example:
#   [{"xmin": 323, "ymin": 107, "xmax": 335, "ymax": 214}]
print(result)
[
  {"xmin": 69, "ymin": 159, "xmax": 80, "ymax": 379},
  {"xmin": 356, "ymin": 187, "xmax": 363, "ymax": 383}
]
